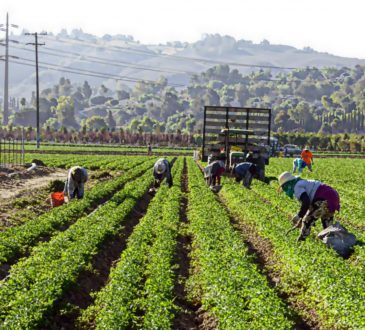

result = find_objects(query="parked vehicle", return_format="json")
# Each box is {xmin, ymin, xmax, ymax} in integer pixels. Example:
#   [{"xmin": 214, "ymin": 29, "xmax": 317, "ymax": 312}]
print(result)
[{"xmin": 283, "ymin": 144, "xmax": 301, "ymax": 157}]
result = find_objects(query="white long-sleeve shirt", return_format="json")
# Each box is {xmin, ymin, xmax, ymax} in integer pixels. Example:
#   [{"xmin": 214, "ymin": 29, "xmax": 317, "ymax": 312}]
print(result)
[
  {"xmin": 294, "ymin": 179, "xmax": 321, "ymax": 202},
  {"xmin": 64, "ymin": 166, "xmax": 88, "ymax": 199}
]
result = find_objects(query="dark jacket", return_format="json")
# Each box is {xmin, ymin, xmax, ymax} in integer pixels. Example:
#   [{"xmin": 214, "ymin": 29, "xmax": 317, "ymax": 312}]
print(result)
[
  {"xmin": 233, "ymin": 162, "xmax": 256, "ymax": 180},
  {"xmin": 153, "ymin": 158, "xmax": 173, "ymax": 187}
]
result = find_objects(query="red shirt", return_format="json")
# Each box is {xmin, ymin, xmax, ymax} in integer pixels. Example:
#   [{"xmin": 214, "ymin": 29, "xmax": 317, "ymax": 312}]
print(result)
[{"xmin": 301, "ymin": 150, "xmax": 313, "ymax": 165}]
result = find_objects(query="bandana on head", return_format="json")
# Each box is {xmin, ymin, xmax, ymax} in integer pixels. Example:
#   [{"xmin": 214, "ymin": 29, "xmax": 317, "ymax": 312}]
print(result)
[{"xmin": 282, "ymin": 177, "xmax": 302, "ymax": 198}]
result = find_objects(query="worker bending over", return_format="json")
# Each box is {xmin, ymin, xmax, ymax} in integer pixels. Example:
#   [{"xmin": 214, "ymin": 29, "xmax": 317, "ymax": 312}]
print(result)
[
  {"xmin": 153, "ymin": 158, "xmax": 173, "ymax": 188},
  {"xmin": 204, "ymin": 159, "xmax": 225, "ymax": 187},
  {"xmin": 64, "ymin": 166, "xmax": 88, "ymax": 200},
  {"xmin": 232, "ymin": 162, "xmax": 257, "ymax": 188},
  {"xmin": 292, "ymin": 158, "xmax": 307, "ymax": 173},
  {"xmin": 301, "ymin": 148, "xmax": 314, "ymax": 172},
  {"xmin": 278, "ymin": 171, "xmax": 340, "ymax": 241}
]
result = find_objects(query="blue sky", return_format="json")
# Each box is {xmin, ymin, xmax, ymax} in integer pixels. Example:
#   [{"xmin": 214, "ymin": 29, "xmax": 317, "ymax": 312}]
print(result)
[{"xmin": 0, "ymin": 0, "xmax": 364, "ymax": 58}]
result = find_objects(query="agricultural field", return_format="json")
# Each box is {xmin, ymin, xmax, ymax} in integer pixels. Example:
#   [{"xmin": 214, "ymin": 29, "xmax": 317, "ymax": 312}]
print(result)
[
  {"xmin": 24, "ymin": 143, "xmax": 194, "ymax": 155},
  {"xmin": 0, "ymin": 153, "xmax": 364, "ymax": 329}
]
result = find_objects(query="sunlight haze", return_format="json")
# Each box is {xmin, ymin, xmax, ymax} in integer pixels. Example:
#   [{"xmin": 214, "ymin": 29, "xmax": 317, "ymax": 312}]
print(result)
[{"xmin": 0, "ymin": 0, "xmax": 364, "ymax": 58}]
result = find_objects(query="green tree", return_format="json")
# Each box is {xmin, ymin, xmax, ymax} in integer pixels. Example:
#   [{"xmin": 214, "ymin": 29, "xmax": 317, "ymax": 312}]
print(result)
[
  {"xmin": 107, "ymin": 110, "xmax": 116, "ymax": 130},
  {"xmin": 82, "ymin": 81, "xmax": 92, "ymax": 99},
  {"xmin": 82, "ymin": 116, "xmax": 107, "ymax": 130},
  {"xmin": 55, "ymin": 96, "xmax": 78, "ymax": 128}
]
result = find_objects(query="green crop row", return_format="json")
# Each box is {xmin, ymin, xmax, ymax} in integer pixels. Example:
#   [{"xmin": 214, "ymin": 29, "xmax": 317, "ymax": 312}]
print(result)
[
  {"xmin": 266, "ymin": 158, "xmax": 365, "ymax": 230},
  {"xmin": 0, "ymin": 158, "xmax": 156, "ymax": 265},
  {"xmin": 24, "ymin": 143, "xmax": 193, "ymax": 154},
  {"xmin": 264, "ymin": 158, "xmax": 365, "ymax": 271},
  {"xmin": 186, "ymin": 159, "xmax": 293, "ymax": 329},
  {"xmin": 142, "ymin": 158, "xmax": 183, "ymax": 329},
  {"xmin": 220, "ymin": 175, "xmax": 365, "ymax": 329},
  {"xmin": 86, "ymin": 158, "xmax": 183, "ymax": 329},
  {"xmin": 24, "ymin": 153, "xmax": 148, "ymax": 171},
  {"xmin": 0, "ymin": 167, "xmax": 155, "ymax": 329}
]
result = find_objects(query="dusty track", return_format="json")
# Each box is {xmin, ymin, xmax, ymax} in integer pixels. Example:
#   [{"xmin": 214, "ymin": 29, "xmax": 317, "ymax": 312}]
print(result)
[{"xmin": 0, "ymin": 167, "xmax": 67, "ymax": 200}]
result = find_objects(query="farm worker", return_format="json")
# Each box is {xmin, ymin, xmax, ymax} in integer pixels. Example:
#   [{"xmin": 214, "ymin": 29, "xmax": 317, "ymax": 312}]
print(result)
[
  {"xmin": 48, "ymin": 180, "xmax": 65, "ymax": 208},
  {"xmin": 153, "ymin": 158, "xmax": 173, "ymax": 188},
  {"xmin": 301, "ymin": 148, "xmax": 314, "ymax": 172},
  {"xmin": 147, "ymin": 143, "xmax": 152, "ymax": 155},
  {"xmin": 278, "ymin": 171, "xmax": 340, "ymax": 241},
  {"xmin": 64, "ymin": 166, "xmax": 88, "ymax": 200},
  {"xmin": 204, "ymin": 160, "xmax": 225, "ymax": 186},
  {"xmin": 292, "ymin": 158, "xmax": 307, "ymax": 173},
  {"xmin": 245, "ymin": 151, "xmax": 266, "ymax": 181},
  {"xmin": 232, "ymin": 162, "xmax": 257, "ymax": 188}
]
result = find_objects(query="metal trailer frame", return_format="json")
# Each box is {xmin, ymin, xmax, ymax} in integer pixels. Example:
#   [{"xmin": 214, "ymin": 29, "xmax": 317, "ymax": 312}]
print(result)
[{"xmin": 202, "ymin": 106, "xmax": 271, "ymax": 163}]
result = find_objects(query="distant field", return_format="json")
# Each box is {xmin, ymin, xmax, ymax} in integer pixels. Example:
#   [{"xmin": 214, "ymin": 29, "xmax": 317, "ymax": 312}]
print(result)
[{"xmin": 24, "ymin": 142, "xmax": 194, "ymax": 155}]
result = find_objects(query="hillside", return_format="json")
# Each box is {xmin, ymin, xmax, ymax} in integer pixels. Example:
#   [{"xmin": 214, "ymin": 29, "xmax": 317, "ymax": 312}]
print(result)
[{"xmin": 2, "ymin": 31, "xmax": 365, "ymax": 98}]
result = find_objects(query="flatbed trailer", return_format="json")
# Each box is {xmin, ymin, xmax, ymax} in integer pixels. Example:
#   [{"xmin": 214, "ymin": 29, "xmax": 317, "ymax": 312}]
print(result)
[{"xmin": 202, "ymin": 106, "xmax": 272, "ymax": 168}]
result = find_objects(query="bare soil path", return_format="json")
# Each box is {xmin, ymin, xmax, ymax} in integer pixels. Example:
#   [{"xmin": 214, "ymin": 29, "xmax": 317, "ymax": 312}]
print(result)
[
  {"xmin": 0, "ymin": 167, "xmax": 67, "ymax": 200},
  {"xmin": 173, "ymin": 158, "xmax": 203, "ymax": 330}
]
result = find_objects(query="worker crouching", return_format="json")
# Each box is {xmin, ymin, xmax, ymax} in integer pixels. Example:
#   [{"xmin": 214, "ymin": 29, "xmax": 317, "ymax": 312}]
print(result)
[
  {"xmin": 153, "ymin": 158, "xmax": 173, "ymax": 188},
  {"xmin": 64, "ymin": 166, "xmax": 88, "ymax": 200},
  {"xmin": 204, "ymin": 159, "xmax": 225, "ymax": 188},
  {"xmin": 278, "ymin": 171, "xmax": 340, "ymax": 241},
  {"xmin": 232, "ymin": 162, "xmax": 257, "ymax": 188},
  {"xmin": 292, "ymin": 158, "xmax": 307, "ymax": 174}
]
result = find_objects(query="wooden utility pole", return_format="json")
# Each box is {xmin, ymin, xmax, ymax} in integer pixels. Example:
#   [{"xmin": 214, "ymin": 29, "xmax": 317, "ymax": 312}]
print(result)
[
  {"xmin": 25, "ymin": 32, "xmax": 46, "ymax": 148},
  {"xmin": 0, "ymin": 13, "xmax": 18, "ymax": 125}
]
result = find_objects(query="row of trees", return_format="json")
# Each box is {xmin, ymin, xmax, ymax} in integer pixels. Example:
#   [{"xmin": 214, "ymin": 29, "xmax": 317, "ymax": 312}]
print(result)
[
  {"xmin": 0, "ymin": 126, "xmax": 196, "ymax": 147},
  {"xmin": 3, "ymin": 63, "xmax": 365, "ymax": 135},
  {"xmin": 1, "ymin": 126, "xmax": 365, "ymax": 152}
]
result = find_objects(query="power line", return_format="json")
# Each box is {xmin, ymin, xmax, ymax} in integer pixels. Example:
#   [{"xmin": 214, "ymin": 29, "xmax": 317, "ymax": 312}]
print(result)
[
  {"xmin": 1, "ymin": 57, "xmax": 185, "ymax": 86},
  {"xmin": 0, "ymin": 13, "xmax": 19, "ymax": 125},
  {"xmin": 10, "ymin": 43, "xmax": 196, "ymax": 76},
  {"xmin": 2, "ymin": 56, "xmax": 336, "ymax": 87},
  {"xmin": 43, "ymin": 35, "xmax": 297, "ymax": 70}
]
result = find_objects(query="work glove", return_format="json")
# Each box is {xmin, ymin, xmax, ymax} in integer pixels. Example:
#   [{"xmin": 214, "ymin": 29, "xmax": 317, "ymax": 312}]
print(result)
[{"xmin": 291, "ymin": 215, "xmax": 301, "ymax": 226}]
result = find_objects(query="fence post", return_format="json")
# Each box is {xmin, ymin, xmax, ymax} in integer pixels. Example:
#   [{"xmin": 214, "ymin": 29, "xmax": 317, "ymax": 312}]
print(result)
[{"xmin": 22, "ymin": 128, "xmax": 25, "ymax": 165}]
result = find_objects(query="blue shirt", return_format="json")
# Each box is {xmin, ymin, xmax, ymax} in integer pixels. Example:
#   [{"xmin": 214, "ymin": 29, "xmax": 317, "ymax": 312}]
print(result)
[
  {"xmin": 293, "ymin": 158, "xmax": 306, "ymax": 169},
  {"xmin": 234, "ymin": 162, "xmax": 254, "ymax": 178}
]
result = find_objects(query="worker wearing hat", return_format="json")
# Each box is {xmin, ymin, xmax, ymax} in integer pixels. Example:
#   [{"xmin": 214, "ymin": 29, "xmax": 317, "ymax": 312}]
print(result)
[
  {"xmin": 153, "ymin": 158, "xmax": 173, "ymax": 188},
  {"xmin": 64, "ymin": 166, "xmax": 88, "ymax": 200},
  {"xmin": 204, "ymin": 159, "xmax": 225, "ymax": 187},
  {"xmin": 278, "ymin": 171, "xmax": 340, "ymax": 241}
]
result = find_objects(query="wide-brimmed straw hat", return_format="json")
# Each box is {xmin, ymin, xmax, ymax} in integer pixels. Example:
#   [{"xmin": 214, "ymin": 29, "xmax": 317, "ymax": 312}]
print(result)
[{"xmin": 278, "ymin": 171, "xmax": 296, "ymax": 187}]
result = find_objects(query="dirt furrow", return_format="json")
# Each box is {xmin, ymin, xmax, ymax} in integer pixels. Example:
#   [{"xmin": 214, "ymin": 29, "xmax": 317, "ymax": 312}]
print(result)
[
  {"xmin": 218, "ymin": 193, "xmax": 319, "ymax": 330},
  {"xmin": 41, "ymin": 186, "xmax": 155, "ymax": 329},
  {"xmin": 172, "ymin": 158, "xmax": 203, "ymax": 330}
]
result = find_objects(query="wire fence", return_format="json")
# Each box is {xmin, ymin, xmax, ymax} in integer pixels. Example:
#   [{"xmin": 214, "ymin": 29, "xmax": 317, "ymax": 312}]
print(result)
[{"xmin": 0, "ymin": 135, "xmax": 25, "ymax": 167}]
